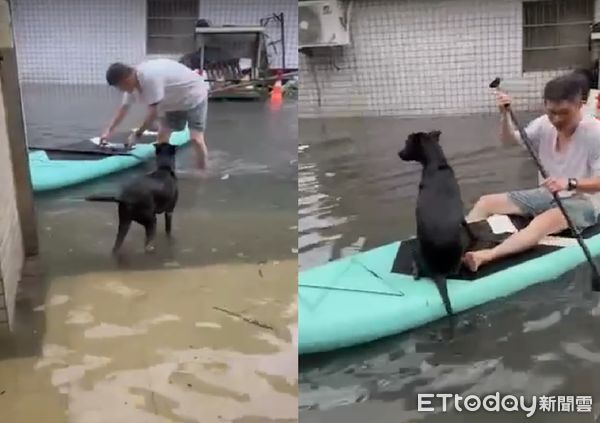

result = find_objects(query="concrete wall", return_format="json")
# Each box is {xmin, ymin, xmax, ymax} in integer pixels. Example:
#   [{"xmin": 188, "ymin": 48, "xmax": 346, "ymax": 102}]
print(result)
[
  {"xmin": 299, "ymin": 0, "xmax": 598, "ymax": 118},
  {"xmin": 11, "ymin": 0, "xmax": 298, "ymax": 85},
  {"xmin": 0, "ymin": 0, "xmax": 38, "ymax": 331},
  {"xmin": 0, "ymin": 76, "xmax": 24, "ymax": 330},
  {"xmin": 0, "ymin": 0, "xmax": 25, "ymax": 329}
]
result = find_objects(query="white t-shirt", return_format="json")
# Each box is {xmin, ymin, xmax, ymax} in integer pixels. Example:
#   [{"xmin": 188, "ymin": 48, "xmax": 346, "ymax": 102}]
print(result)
[
  {"xmin": 122, "ymin": 58, "xmax": 208, "ymax": 113},
  {"xmin": 517, "ymin": 113, "xmax": 600, "ymax": 211}
]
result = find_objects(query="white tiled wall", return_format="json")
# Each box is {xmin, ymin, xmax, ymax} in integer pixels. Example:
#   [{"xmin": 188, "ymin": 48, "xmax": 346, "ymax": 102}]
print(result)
[
  {"xmin": 299, "ymin": 0, "xmax": 583, "ymax": 117},
  {"xmin": 11, "ymin": 0, "xmax": 297, "ymax": 85},
  {"xmin": 11, "ymin": 0, "xmax": 146, "ymax": 85},
  {"xmin": 198, "ymin": 0, "xmax": 298, "ymax": 69}
]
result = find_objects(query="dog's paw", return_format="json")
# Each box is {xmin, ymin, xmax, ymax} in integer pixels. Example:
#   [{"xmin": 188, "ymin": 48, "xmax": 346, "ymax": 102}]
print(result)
[{"xmin": 145, "ymin": 245, "xmax": 156, "ymax": 253}]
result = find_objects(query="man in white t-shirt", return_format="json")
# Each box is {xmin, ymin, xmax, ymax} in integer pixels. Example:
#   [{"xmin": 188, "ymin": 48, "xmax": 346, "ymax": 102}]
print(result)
[
  {"xmin": 463, "ymin": 73, "xmax": 600, "ymax": 272},
  {"xmin": 100, "ymin": 59, "xmax": 210, "ymax": 170}
]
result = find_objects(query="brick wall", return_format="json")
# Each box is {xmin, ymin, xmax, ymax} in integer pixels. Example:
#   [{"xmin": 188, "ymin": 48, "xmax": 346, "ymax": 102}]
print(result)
[
  {"xmin": 298, "ymin": 0, "xmax": 591, "ymax": 118},
  {"xmin": 11, "ymin": 0, "xmax": 298, "ymax": 85},
  {"xmin": 0, "ymin": 76, "xmax": 25, "ymax": 329}
]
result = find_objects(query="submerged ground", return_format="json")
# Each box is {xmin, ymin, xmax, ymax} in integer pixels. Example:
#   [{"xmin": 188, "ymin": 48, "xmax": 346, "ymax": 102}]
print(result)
[
  {"xmin": 0, "ymin": 84, "xmax": 298, "ymax": 422},
  {"xmin": 299, "ymin": 114, "xmax": 600, "ymax": 422}
]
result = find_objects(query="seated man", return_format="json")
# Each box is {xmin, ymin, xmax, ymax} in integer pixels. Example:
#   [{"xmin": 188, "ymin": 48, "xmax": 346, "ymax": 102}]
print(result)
[{"xmin": 463, "ymin": 73, "xmax": 600, "ymax": 272}]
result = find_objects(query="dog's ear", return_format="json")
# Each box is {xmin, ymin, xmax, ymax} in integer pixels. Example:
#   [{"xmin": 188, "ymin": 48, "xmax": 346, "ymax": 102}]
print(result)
[{"xmin": 428, "ymin": 130, "xmax": 441, "ymax": 142}]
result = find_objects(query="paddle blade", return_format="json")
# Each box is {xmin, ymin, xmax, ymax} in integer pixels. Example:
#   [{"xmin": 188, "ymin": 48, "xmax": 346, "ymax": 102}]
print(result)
[{"xmin": 489, "ymin": 77, "xmax": 535, "ymax": 93}]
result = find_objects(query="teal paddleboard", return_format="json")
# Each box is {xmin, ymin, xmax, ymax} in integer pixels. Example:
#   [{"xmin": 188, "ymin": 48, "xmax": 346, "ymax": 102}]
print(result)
[
  {"xmin": 29, "ymin": 128, "xmax": 189, "ymax": 192},
  {"xmin": 298, "ymin": 215, "xmax": 600, "ymax": 355}
]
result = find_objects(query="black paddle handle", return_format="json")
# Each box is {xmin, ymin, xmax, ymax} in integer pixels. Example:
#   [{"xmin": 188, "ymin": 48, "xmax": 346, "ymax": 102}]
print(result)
[{"xmin": 496, "ymin": 86, "xmax": 600, "ymax": 291}]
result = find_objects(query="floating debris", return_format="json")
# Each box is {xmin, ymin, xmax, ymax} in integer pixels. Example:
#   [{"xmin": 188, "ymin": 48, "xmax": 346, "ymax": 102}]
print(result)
[
  {"xmin": 213, "ymin": 306, "xmax": 274, "ymax": 331},
  {"xmin": 34, "ymin": 295, "xmax": 70, "ymax": 312}
]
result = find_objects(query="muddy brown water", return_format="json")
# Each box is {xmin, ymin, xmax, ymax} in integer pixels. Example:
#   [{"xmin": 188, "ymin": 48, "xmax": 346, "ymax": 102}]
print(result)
[
  {"xmin": 299, "ymin": 114, "xmax": 600, "ymax": 423},
  {"xmin": 0, "ymin": 84, "xmax": 298, "ymax": 422}
]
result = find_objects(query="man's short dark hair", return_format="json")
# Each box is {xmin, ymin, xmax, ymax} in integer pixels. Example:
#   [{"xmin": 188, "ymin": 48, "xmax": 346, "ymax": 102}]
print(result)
[
  {"xmin": 543, "ymin": 73, "xmax": 588, "ymax": 103},
  {"xmin": 106, "ymin": 62, "xmax": 133, "ymax": 86}
]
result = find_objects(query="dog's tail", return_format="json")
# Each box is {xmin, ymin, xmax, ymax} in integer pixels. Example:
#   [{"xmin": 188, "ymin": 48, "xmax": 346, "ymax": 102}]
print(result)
[
  {"xmin": 432, "ymin": 274, "xmax": 454, "ymax": 317},
  {"xmin": 85, "ymin": 194, "xmax": 119, "ymax": 203}
]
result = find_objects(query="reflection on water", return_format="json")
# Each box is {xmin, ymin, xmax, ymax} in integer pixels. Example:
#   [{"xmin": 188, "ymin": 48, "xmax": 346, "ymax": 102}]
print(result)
[
  {"xmin": 298, "ymin": 115, "xmax": 600, "ymax": 423},
  {"xmin": 0, "ymin": 84, "xmax": 297, "ymax": 422}
]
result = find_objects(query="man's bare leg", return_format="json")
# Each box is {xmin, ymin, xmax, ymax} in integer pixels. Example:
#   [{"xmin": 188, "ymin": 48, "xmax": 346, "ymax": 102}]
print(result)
[
  {"xmin": 190, "ymin": 129, "xmax": 207, "ymax": 170},
  {"xmin": 463, "ymin": 208, "xmax": 567, "ymax": 272},
  {"xmin": 465, "ymin": 193, "xmax": 524, "ymax": 223}
]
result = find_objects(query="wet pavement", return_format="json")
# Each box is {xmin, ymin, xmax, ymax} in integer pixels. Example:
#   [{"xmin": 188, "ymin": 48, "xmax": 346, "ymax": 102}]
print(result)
[
  {"xmin": 0, "ymin": 84, "xmax": 298, "ymax": 422},
  {"xmin": 298, "ymin": 114, "xmax": 600, "ymax": 422}
]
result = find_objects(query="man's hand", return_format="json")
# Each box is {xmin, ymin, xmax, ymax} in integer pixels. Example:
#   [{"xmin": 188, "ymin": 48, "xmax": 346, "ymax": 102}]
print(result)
[
  {"xmin": 495, "ymin": 90, "xmax": 511, "ymax": 112},
  {"xmin": 99, "ymin": 129, "xmax": 113, "ymax": 146},
  {"xmin": 542, "ymin": 177, "xmax": 568, "ymax": 193},
  {"xmin": 126, "ymin": 129, "xmax": 143, "ymax": 149}
]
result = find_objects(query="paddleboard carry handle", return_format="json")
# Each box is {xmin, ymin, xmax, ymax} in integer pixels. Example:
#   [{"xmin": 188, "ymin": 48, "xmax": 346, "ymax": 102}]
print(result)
[{"xmin": 490, "ymin": 77, "xmax": 600, "ymax": 292}]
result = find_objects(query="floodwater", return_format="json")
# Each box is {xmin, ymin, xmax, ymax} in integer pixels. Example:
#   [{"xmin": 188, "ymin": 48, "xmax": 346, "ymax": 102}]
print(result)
[
  {"xmin": 0, "ymin": 84, "xmax": 298, "ymax": 422},
  {"xmin": 299, "ymin": 115, "xmax": 600, "ymax": 422}
]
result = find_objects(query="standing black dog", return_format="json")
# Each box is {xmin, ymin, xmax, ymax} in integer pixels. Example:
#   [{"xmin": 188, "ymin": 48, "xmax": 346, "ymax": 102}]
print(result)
[
  {"xmin": 86, "ymin": 143, "xmax": 179, "ymax": 254},
  {"xmin": 398, "ymin": 130, "xmax": 474, "ymax": 318}
]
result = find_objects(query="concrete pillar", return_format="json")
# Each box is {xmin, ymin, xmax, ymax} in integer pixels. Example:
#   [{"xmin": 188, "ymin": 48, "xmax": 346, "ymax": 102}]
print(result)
[
  {"xmin": 0, "ymin": 0, "xmax": 38, "ymax": 330},
  {"xmin": 0, "ymin": 0, "xmax": 38, "ymax": 257}
]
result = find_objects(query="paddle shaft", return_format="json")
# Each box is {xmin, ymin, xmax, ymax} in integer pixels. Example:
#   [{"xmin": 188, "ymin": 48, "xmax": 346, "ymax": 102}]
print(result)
[{"xmin": 505, "ymin": 105, "xmax": 600, "ymax": 291}]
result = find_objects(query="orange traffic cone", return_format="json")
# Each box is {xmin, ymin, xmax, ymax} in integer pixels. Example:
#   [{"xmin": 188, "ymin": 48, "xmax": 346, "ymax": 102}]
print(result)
[{"xmin": 270, "ymin": 71, "xmax": 283, "ymax": 104}]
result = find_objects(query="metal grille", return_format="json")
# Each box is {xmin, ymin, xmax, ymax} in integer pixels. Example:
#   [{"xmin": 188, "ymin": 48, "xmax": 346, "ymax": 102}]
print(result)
[
  {"xmin": 523, "ymin": 0, "xmax": 594, "ymax": 72},
  {"xmin": 146, "ymin": 0, "xmax": 199, "ymax": 54}
]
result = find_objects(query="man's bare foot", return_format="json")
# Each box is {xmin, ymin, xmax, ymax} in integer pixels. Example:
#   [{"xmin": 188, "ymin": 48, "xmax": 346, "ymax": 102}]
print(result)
[{"xmin": 463, "ymin": 249, "xmax": 495, "ymax": 272}]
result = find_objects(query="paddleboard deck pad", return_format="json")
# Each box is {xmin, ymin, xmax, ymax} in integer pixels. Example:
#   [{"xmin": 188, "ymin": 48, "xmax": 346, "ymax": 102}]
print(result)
[
  {"xmin": 29, "ymin": 129, "xmax": 190, "ymax": 192},
  {"xmin": 299, "ymin": 214, "xmax": 600, "ymax": 355}
]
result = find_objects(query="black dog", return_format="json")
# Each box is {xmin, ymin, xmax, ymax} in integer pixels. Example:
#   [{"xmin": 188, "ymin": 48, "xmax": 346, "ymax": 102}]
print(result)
[
  {"xmin": 398, "ymin": 130, "xmax": 475, "ymax": 318},
  {"xmin": 86, "ymin": 143, "xmax": 179, "ymax": 254}
]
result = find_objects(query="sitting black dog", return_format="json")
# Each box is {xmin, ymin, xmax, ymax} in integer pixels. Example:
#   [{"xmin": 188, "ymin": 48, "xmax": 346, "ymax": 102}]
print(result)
[
  {"xmin": 86, "ymin": 143, "xmax": 178, "ymax": 254},
  {"xmin": 398, "ymin": 130, "xmax": 475, "ymax": 317}
]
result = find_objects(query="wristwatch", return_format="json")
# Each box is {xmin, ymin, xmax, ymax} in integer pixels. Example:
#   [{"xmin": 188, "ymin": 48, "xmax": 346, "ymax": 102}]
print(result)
[
  {"xmin": 568, "ymin": 178, "xmax": 578, "ymax": 191},
  {"xmin": 134, "ymin": 128, "xmax": 144, "ymax": 138}
]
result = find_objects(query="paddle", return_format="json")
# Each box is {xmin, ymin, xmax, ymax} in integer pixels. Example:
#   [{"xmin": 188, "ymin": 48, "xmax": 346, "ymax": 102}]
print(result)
[
  {"xmin": 490, "ymin": 77, "xmax": 600, "ymax": 292},
  {"xmin": 29, "ymin": 145, "xmax": 134, "ymax": 156}
]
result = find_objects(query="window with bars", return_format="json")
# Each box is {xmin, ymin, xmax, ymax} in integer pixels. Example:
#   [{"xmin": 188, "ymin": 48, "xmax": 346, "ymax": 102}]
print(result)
[
  {"xmin": 146, "ymin": 0, "xmax": 199, "ymax": 54},
  {"xmin": 523, "ymin": 0, "xmax": 594, "ymax": 72}
]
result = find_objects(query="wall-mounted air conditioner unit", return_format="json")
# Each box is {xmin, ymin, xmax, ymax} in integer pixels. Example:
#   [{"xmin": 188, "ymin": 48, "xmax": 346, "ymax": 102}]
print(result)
[{"xmin": 299, "ymin": 0, "xmax": 350, "ymax": 49}]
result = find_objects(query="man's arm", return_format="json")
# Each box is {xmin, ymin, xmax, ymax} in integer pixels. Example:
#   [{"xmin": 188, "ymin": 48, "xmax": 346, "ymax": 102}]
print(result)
[
  {"xmin": 499, "ymin": 111, "xmax": 521, "ymax": 146},
  {"xmin": 542, "ymin": 138, "xmax": 600, "ymax": 193},
  {"xmin": 135, "ymin": 104, "xmax": 158, "ymax": 136},
  {"xmin": 573, "ymin": 177, "xmax": 600, "ymax": 192},
  {"xmin": 575, "ymin": 140, "xmax": 600, "ymax": 192},
  {"xmin": 495, "ymin": 91, "xmax": 543, "ymax": 149},
  {"xmin": 102, "ymin": 103, "xmax": 130, "ymax": 139},
  {"xmin": 132, "ymin": 75, "xmax": 163, "ymax": 138}
]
